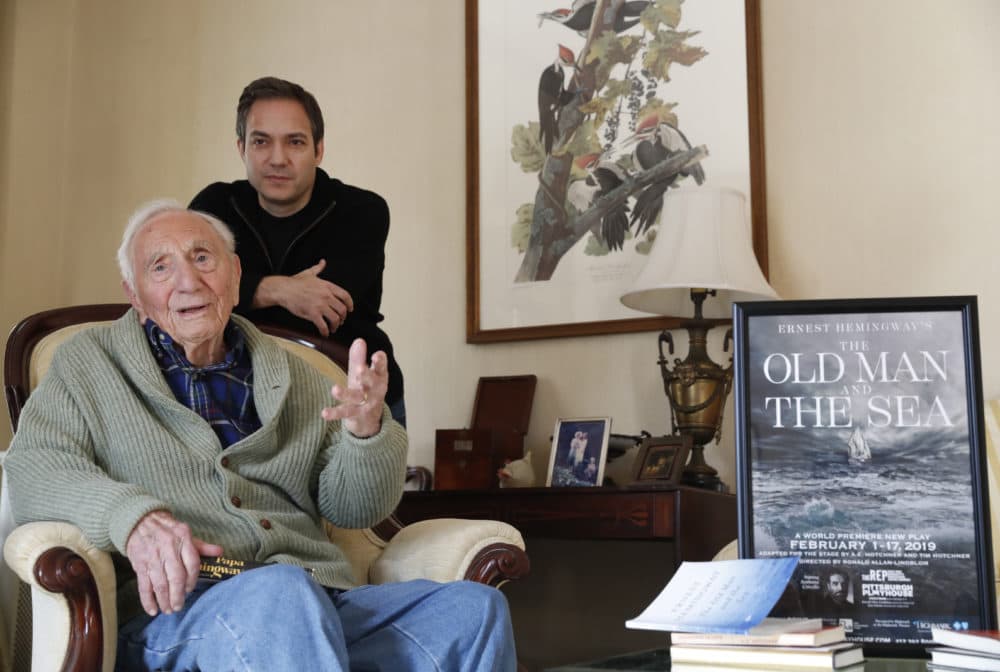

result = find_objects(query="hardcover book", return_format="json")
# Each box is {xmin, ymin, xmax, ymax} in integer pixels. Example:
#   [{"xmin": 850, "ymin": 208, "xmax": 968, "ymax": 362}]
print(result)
[
  {"xmin": 198, "ymin": 556, "xmax": 313, "ymax": 582},
  {"xmin": 199, "ymin": 556, "xmax": 273, "ymax": 581},
  {"xmin": 931, "ymin": 628, "xmax": 1000, "ymax": 656},
  {"xmin": 670, "ymin": 623, "xmax": 845, "ymax": 648},
  {"xmin": 929, "ymin": 646, "xmax": 1000, "ymax": 672},
  {"xmin": 671, "ymin": 662, "xmax": 866, "ymax": 672},
  {"xmin": 668, "ymin": 641, "xmax": 864, "ymax": 670}
]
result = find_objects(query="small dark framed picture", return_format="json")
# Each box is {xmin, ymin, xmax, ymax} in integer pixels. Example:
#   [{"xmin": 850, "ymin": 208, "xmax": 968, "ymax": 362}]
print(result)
[
  {"xmin": 546, "ymin": 417, "xmax": 611, "ymax": 487},
  {"xmin": 629, "ymin": 435, "xmax": 691, "ymax": 487}
]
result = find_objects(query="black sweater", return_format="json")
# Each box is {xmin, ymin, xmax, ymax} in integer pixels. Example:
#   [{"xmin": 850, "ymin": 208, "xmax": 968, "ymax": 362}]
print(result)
[{"xmin": 190, "ymin": 168, "xmax": 404, "ymax": 405}]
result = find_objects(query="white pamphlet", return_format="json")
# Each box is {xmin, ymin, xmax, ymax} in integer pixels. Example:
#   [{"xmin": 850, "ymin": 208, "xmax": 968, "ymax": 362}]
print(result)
[{"xmin": 626, "ymin": 557, "xmax": 800, "ymax": 634}]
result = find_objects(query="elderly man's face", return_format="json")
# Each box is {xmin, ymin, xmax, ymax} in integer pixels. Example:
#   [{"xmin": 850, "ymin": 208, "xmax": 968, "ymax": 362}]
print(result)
[{"xmin": 124, "ymin": 211, "xmax": 241, "ymax": 366}]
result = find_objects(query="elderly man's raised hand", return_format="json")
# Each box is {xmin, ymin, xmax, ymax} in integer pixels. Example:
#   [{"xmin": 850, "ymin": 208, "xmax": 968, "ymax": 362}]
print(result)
[
  {"xmin": 125, "ymin": 510, "xmax": 224, "ymax": 616},
  {"xmin": 321, "ymin": 338, "xmax": 387, "ymax": 438},
  {"xmin": 254, "ymin": 259, "xmax": 354, "ymax": 336}
]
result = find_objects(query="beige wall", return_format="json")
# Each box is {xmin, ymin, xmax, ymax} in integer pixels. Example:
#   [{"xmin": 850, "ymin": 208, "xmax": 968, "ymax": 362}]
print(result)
[{"xmin": 2, "ymin": 0, "xmax": 999, "ymax": 495}]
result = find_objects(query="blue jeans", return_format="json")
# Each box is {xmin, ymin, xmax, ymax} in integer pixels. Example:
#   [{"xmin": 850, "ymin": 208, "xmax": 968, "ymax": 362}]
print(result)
[{"xmin": 115, "ymin": 565, "xmax": 516, "ymax": 671}]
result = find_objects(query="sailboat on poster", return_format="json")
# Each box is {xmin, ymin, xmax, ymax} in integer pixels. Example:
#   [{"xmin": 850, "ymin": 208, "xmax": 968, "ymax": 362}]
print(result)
[{"xmin": 847, "ymin": 426, "xmax": 872, "ymax": 465}]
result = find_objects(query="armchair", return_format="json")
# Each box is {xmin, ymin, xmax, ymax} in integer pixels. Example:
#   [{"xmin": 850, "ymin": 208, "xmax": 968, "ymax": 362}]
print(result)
[{"xmin": 1, "ymin": 303, "xmax": 529, "ymax": 672}]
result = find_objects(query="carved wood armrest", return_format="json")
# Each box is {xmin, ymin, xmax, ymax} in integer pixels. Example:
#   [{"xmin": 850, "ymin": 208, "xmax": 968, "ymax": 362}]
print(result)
[
  {"xmin": 3, "ymin": 522, "xmax": 117, "ymax": 672},
  {"xmin": 464, "ymin": 542, "xmax": 530, "ymax": 587},
  {"xmin": 36, "ymin": 546, "xmax": 105, "ymax": 671}
]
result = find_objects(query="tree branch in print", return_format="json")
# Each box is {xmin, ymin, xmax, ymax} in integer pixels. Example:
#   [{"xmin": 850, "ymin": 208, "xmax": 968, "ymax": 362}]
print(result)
[{"xmin": 513, "ymin": 0, "xmax": 707, "ymax": 282}]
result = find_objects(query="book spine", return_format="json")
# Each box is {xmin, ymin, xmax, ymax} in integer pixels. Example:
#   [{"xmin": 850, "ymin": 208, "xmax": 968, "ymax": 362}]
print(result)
[{"xmin": 198, "ymin": 556, "xmax": 314, "ymax": 582}]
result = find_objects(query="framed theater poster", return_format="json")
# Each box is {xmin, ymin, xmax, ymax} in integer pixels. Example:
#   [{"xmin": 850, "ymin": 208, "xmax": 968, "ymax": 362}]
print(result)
[{"xmin": 733, "ymin": 296, "xmax": 995, "ymax": 656}]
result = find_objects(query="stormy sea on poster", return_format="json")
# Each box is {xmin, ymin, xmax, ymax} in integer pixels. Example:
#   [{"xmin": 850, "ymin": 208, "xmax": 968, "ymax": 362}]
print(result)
[{"xmin": 747, "ymin": 310, "xmax": 980, "ymax": 644}]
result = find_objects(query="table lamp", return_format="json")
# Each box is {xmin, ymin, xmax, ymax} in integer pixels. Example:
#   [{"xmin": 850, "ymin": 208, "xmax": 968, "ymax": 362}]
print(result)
[{"xmin": 620, "ymin": 187, "xmax": 777, "ymax": 488}]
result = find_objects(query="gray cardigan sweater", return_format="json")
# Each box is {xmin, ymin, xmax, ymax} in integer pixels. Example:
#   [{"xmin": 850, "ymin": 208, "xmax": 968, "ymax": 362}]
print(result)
[{"xmin": 5, "ymin": 311, "xmax": 408, "ymax": 603}]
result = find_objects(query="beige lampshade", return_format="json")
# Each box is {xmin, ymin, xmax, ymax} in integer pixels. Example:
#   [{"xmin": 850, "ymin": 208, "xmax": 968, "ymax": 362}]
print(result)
[{"xmin": 620, "ymin": 187, "xmax": 777, "ymax": 318}]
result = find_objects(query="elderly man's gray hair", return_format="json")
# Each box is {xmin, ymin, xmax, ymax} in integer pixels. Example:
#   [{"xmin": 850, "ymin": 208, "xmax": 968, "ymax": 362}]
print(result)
[{"xmin": 118, "ymin": 198, "xmax": 236, "ymax": 288}]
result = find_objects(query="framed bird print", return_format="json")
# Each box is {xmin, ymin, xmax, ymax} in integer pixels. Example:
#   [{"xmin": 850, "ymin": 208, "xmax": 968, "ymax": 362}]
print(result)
[{"xmin": 466, "ymin": 0, "xmax": 768, "ymax": 343}]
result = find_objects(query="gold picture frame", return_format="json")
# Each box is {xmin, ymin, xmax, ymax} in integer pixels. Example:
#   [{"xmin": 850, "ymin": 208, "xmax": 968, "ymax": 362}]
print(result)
[{"xmin": 629, "ymin": 434, "xmax": 691, "ymax": 487}]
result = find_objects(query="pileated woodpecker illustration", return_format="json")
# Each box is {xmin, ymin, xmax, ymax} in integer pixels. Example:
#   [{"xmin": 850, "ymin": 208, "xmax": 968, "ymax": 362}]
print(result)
[
  {"xmin": 573, "ymin": 153, "xmax": 632, "ymax": 251},
  {"xmin": 537, "ymin": 0, "xmax": 652, "ymax": 37},
  {"xmin": 624, "ymin": 115, "xmax": 705, "ymax": 234},
  {"xmin": 538, "ymin": 44, "xmax": 576, "ymax": 155}
]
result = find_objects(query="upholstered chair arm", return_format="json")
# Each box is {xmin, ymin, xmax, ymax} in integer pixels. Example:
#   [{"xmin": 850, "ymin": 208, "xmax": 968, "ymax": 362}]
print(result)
[
  {"xmin": 371, "ymin": 518, "xmax": 529, "ymax": 588},
  {"xmin": 3, "ymin": 522, "xmax": 117, "ymax": 672},
  {"xmin": 712, "ymin": 539, "xmax": 739, "ymax": 561}
]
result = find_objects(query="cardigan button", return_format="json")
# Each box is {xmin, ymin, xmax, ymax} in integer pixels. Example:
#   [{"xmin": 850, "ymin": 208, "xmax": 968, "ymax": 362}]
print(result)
[
  {"xmin": 220, "ymin": 457, "xmax": 230, "ymax": 468},
  {"xmin": 231, "ymin": 496, "xmax": 242, "ymax": 508},
  {"xmin": 260, "ymin": 519, "xmax": 272, "ymax": 530}
]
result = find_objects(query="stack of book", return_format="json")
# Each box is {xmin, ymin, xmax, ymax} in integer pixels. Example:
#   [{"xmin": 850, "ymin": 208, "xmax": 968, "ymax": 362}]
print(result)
[
  {"xmin": 627, "ymin": 558, "xmax": 865, "ymax": 670},
  {"xmin": 626, "ymin": 559, "xmax": 865, "ymax": 669},
  {"xmin": 668, "ymin": 617, "xmax": 864, "ymax": 671},
  {"xmin": 929, "ymin": 628, "xmax": 1000, "ymax": 671}
]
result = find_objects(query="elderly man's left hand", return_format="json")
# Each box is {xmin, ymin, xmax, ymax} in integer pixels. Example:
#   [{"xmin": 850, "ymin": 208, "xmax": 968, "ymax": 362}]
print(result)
[{"xmin": 320, "ymin": 338, "xmax": 388, "ymax": 438}]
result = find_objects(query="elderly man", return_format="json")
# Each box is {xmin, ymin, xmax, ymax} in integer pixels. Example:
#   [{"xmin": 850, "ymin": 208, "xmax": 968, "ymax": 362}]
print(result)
[{"xmin": 4, "ymin": 200, "xmax": 516, "ymax": 671}]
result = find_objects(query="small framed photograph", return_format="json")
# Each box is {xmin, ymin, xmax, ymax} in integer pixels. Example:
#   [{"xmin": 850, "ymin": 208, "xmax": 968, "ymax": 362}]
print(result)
[
  {"xmin": 630, "ymin": 435, "xmax": 691, "ymax": 487},
  {"xmin": 546, "ymin": 417, "xmax": 611, "ymax": 487},
  {"xmin": 733, "ymin": 296, "xmax": 995, "ymax": 656}
]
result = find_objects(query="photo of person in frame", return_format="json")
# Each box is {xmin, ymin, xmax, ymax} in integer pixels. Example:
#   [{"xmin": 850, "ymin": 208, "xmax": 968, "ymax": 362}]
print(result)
[
  {"xmin": 548, "ymin": 418, "xmax": 608, "ymax": 487},
  {"xmin": 625, "ymin": 435, "xmax": 690, "ymax": 489},
  {"xmin": 641, "ymin": 446, "xmax": 677, "ymax": 479},
  {"xmin": 820, "ymin": 567, "xmax": 856, "ymax": 617},
  {"xmin": 568, "ymin": 430, "xmax": 588, "ymax": 473}
]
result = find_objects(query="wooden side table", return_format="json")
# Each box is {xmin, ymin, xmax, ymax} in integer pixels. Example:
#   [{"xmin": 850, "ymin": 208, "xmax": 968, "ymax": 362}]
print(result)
[{"xmin": 393, "ymin": 485, "xmax": 737, "ymax": 563}]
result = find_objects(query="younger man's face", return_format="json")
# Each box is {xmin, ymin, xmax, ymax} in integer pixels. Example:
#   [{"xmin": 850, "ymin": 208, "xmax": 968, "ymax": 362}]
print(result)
[{"xmin": 238, "ymin": 98, "xmax": 324, "ymax": 217}]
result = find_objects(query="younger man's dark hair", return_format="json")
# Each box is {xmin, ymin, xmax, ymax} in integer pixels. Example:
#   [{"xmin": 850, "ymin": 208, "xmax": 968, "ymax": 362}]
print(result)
[{"xmin": 236, "ymin": 77, "xmax": 324, "ymax": 150}]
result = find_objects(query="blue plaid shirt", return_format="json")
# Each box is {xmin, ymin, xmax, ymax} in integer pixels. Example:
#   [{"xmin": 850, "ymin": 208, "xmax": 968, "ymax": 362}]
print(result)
[{"xmin": 143, "ymin": 320, "xmax": 261, "ymax": 448}]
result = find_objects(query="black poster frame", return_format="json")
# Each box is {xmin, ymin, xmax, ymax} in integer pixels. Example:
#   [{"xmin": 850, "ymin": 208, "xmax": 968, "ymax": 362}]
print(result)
[{"xmin": 733, "ymin": 296, "xmax": 995, "ymax": 657}]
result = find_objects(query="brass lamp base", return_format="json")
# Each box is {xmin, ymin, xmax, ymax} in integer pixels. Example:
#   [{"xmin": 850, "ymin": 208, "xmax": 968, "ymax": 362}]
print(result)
[
  {"xmin": 658, "ymin": 289, "xmax": 733, "ymax": 491},
  {"xmin": 681, "ymin": 446, "xmax": 721, "ymax": 489}
]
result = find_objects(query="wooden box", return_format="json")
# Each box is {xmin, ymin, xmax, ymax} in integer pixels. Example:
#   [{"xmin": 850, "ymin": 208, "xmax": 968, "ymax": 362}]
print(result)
[{"xmin": 433, "ymin": 375, "xmax": 537, "ymax": 490}]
